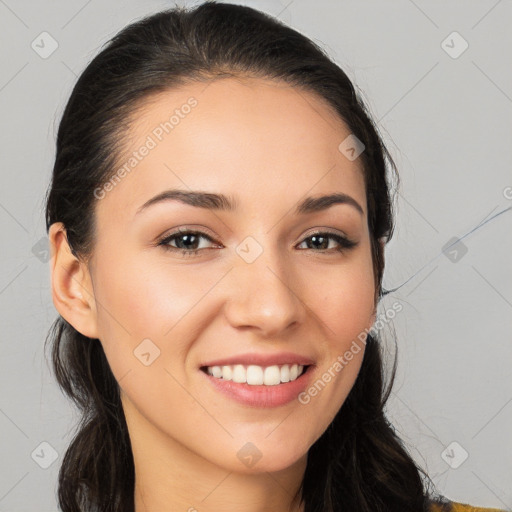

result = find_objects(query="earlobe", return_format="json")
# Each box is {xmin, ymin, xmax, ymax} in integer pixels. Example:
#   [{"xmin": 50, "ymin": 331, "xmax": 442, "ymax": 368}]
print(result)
[{"xmin": 48, "ymin": 222, "xmax": 99, "ymax": 339}]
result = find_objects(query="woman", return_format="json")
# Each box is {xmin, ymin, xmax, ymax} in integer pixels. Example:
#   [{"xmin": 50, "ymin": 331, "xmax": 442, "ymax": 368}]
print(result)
[{"xmin": 44, "ymin": 2, "xmax": 505, "ymax": 511}]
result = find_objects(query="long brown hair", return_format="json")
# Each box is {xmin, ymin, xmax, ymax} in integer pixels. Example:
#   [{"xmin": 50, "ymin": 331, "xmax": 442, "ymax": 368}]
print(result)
[{"xmin": 44, "ymin": 2, "xmax": 439, "ymax": 510}]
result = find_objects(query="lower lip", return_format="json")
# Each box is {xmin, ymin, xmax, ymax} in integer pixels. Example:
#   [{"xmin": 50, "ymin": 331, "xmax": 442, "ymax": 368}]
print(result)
[{"xmin": 200, "ymin": 366, "xmax": 315, "ymax": 408}]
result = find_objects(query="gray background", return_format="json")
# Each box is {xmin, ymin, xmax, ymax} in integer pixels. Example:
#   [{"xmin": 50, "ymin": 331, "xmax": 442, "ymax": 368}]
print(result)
[{"xmin": 0, "ymin": 0, "xmax": 511, "ymax": 510}]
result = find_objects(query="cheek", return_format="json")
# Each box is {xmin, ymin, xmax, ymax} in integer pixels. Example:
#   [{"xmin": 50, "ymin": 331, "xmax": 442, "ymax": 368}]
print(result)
[
  {"xmin": 313, "ymin": 255, "xmax": 376, "ymax": 343},
  {"xmin": 298, "ymin": 251, "xmax": 375, "ymax": 419},
  {"xmin": 319, "ymin": 281, "xmax": 374, "ymax": 334},
  {"xmin": 91, "ymin": 248, "xmax": 223, "ymax": 374}
]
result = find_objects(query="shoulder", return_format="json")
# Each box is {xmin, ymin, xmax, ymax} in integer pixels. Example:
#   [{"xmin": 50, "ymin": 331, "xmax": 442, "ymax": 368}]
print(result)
[{"xmin": 428, "ymin": 497, "xmax": 507, "ymax": 512}]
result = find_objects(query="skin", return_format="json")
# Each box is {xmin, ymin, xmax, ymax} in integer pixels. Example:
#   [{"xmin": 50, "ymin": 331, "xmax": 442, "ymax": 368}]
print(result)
[{"xmin": 49, "ymin": 76, "xmax": 377, "ymax": 512}]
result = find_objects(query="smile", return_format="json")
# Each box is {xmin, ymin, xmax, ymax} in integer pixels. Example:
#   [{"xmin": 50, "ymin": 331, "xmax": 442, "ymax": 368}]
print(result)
[
  {"xmin": 202, "ymin": 363, "xmax": 307, "ymax": 385},
  {"xmin": 200, "ymin": 364, "xmax": 314, "ymax": 408}
]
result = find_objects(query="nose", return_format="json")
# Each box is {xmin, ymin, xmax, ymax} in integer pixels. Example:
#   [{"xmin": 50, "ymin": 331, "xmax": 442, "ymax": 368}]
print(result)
[{"xmin": 222, "ymin": 244, "xmax": 306, "ymax": 338}]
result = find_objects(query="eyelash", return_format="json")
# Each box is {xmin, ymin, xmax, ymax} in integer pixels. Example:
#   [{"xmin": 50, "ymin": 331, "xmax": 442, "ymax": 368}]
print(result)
[{"xmin": 156, "ymin": 228, "xmax": 357, "ymax": 258}]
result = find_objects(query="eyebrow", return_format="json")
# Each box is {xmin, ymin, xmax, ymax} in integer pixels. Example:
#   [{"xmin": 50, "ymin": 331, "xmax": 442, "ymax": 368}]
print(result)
[{"xmin": 135, "ymin": 189, "xmax": 364, "ymax": 217}]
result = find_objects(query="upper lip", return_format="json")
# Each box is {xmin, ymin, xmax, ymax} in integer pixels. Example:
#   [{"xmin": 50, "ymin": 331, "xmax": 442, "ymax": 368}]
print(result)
[{"xmin": 200, "ymin": 352, "xmax": 315, "ymax": 368}]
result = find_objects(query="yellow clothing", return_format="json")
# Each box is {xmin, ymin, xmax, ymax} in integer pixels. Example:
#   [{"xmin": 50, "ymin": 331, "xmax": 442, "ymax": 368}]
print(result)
[{"xmin": 429, "ymin": 499, "xmax": 507, "ymax": 512}]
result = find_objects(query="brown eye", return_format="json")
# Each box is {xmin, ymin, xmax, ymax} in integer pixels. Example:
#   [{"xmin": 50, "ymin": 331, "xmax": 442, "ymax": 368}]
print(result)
[
  {"xmin": 158, "ymin": 230, "xmax": 219, "ymax": 257},
  {"xmin": 297, "ymin": 231, "xmax": 357, "ymax": 253}
]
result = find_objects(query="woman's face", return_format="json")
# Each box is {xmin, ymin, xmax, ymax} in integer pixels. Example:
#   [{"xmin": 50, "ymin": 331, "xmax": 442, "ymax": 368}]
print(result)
[{"xmin": 82, "ymin": 77, "xmax": 376, "ymax": 474}]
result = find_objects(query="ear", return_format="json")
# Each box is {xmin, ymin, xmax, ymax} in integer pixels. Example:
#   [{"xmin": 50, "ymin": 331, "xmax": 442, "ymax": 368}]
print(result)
[{"xmin": 48, "ymin": 222, "xmax": 99, "ymax": 339}]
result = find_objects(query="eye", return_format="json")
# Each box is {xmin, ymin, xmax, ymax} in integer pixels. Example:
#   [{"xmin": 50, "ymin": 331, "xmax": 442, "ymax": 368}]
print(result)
[
  {"xmin": 157, "ymin": 228, "xmax": 219, "ymax": 258},
  {"xmin": 296, "ymin": 231, "xmax": 357, "ymax": 253}
]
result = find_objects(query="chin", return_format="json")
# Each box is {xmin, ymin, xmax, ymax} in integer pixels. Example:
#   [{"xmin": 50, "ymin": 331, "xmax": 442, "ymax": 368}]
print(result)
[{"xmin": 219, "ymin": 443, "xmax": 309, "ymax": 475}]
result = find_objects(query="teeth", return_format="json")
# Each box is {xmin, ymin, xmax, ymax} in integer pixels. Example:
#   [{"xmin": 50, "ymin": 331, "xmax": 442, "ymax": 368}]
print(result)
[
  {"xmin": 264, "ymin": 365, "xmax": 280, "ymax": 386},
  {"xmin": 232, "ymin": 364, "xmax": 246, "ymax": 383},
  {"xmin": 222, "ymin": 365, "xmax": 232, "ymax": 380},
  {"xmin": 247, "ymin": 365, "xmax": 263, "ymax": 385},
  {"xmin": 211, "ymin": 366, "xmax": 223, "ymax": 378},
  {"xmin": 205, "ymin": 363, "xmax": 305, "ymax": 385}
]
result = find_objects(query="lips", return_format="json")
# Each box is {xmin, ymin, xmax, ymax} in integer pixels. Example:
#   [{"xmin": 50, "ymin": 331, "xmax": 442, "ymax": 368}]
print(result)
[
  {"xmin": 200, "ymin": 363, "xmax": 314, "ymax": 407},
  {"xmin": 198, "ymin": 351, "xmax": 316, "ymax": 407}
]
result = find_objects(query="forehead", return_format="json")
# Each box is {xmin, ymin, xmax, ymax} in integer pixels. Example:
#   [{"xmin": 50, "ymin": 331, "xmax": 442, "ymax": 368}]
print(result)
[{"xmin": 95, "ymin": 76, "xmax": 366, "ymax": 223}]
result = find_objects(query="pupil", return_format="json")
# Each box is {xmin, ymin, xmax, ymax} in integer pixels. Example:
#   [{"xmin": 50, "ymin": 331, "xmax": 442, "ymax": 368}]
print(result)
[
  {"xmin": 179, "ymin": 234, "xmax": 197, "ymax": 249},
  {"xmin": 310, "ymin": 235, "xmax": 327, "ymax": 250}
]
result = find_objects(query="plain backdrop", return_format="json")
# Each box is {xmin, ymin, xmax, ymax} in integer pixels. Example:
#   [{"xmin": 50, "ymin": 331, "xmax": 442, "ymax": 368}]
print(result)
[{"xmin": 0, "ymin": 1, "xmax": 511, "ymax": 510}]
